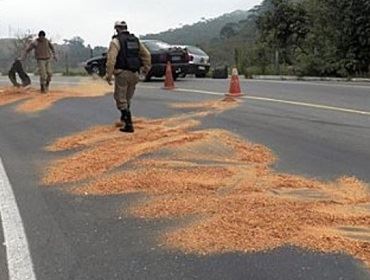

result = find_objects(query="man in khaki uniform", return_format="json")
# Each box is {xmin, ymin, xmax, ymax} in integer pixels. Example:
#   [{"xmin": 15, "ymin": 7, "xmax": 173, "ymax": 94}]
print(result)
[
  {"xmin": 23, "ymin": 31, "xmax": 56, "ymax": 93},
  {"xmin": 105, "ymin": 21, "xmax": 151, "ymax": 133}
]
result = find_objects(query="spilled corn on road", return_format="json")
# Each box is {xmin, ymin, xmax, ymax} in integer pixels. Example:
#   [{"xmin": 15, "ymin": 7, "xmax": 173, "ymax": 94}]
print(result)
[{"xmin": 0, "ymin": 76, "xmax": 369, "ymax": 280}]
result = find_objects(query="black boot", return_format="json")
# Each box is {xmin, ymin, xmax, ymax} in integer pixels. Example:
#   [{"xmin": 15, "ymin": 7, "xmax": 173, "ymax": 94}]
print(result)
[
  {"xmin": 120, "ymin": 109, "xmax": 127, "ymax": 123},
  {"xmin": 120, "ymin": 109, "xmax": 134, "ymax": 133},
  {"xmin": 45, "ymin": 80, "xmax": 50, "ymax": 92},
  {"xmin": 40, "ymin": 84, "xmax": 46, "ymax": 93}
]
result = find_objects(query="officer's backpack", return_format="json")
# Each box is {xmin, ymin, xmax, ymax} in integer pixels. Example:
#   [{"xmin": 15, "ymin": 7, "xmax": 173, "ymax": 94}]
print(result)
[{"xmin": 116, "ymin": 33, "xmax": 142, "ymax": 72}]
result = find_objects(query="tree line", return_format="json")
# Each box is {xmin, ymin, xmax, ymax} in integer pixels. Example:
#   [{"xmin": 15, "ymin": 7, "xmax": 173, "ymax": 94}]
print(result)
[
  {"xmin": 2, "ymin": 0, "xmax": 369, "ymax": 78},
  {"xmin": 0, "ymin": 36, "xmax": 107, "ymax": 75},
  {"xmin": 224, "ymin": 0, "xmax": 370, "ymax": 77}
]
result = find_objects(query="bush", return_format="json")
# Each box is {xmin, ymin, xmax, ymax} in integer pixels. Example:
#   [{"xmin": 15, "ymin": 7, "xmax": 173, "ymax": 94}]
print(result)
[{"xmin": 244, "ymin": 64, "xmax": 297, "ymax": 77}]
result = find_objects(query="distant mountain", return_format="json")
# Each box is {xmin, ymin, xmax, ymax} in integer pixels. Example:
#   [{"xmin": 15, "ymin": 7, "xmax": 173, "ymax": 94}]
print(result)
[{"xmin": 142, "ymin": 10, "xmax": 251, "ymax": 45}]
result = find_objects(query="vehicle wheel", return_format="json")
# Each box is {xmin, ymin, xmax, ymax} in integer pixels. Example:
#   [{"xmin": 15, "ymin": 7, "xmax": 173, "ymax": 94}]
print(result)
[
  {"xmin": 173, "ymin": 73, "xmax": 178, "ymax": 81},
  {"xmin": 195, "ymin": 73, "xmax": 206, "ymax": 78},
  {"xmin": 91, "ymin": 65, "xmax": 100, "ymax": 76},
  {"xmin": 99, "ymin": 68, "xmax": 106, "ymax": 77},
  {"xmin": 144, "ymin": 74, "xmax": 152, "ymax": 82}
]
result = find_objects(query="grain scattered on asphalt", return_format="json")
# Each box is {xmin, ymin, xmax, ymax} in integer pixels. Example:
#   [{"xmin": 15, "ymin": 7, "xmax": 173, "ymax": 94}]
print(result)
[
  {"xmin": 0, "ymin": 81, "xmax": 111, "ymax": 113},
  {"xmin": 0, "ymin": 86, "xmax": 32, "ymax": 106},
  {"xmin": 43, "ymin": 97, "xmax": 370, "ymax": 267}
]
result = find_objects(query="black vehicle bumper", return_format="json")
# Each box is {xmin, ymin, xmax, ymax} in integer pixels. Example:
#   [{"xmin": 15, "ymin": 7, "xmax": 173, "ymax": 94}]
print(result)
[
  {"xmin": 150, "ymin": 63, "xmax": 189, "ymax": 77},
  {"xmin": 188, "ymin": 63, "xmax": 210, "ymax": 75}
]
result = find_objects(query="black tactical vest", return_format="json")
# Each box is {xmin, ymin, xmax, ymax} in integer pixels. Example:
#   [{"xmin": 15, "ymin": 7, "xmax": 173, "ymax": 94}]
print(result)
[{"xmin": 114, "ymin": 32, "xmax": 142, "ymax": 72}]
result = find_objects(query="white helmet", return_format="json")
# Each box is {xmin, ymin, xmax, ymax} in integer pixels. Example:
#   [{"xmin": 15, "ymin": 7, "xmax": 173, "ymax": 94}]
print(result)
[{"xmin": 114, "ymin": 21, "xmax": 127, "ymax": 29}]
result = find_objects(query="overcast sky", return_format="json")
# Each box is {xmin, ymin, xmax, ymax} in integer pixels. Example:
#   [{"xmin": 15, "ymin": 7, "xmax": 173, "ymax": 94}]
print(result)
[{"xmin": 0, "ymin": 0, "xmax": 261, "ymax": 47}]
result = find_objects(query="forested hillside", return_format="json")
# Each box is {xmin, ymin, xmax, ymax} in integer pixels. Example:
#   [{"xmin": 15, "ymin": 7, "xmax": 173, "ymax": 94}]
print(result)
[
  {"xmin": 144, "ymin": 0, "xmax": 370, "ymax": 77},
  {"xmin": 142, "ymin": 10, "xmax": 251, "ymax": 45},
  {"xmin": 1, "ymin": 0, "xmax": 369, "ymax": 77}
]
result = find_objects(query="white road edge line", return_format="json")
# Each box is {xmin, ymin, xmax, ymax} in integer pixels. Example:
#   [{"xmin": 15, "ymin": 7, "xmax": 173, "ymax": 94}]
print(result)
[
  {"xmin": 146, "ymin": 77, "xmax": 370, "ymax": 89},
  {"xmin": 170, "ymin": 87, "xmax": 370, "ymax": 116},
  {"xmin": 243, "ymin": 79, "xmax": 370, "ymax": 89},
  {"xmin": 245, "ymin": 96, "xmax": 370, "ymax": 116},
  {"xmin": 0, "ymin": 158, "xmax": 37, "ymax": 280}
]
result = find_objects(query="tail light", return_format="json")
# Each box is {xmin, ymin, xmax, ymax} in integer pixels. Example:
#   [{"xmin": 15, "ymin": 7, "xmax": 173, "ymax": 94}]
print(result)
[{"xmin": 184, "ymin": 52, "xmax": 191, "ymax": 62}]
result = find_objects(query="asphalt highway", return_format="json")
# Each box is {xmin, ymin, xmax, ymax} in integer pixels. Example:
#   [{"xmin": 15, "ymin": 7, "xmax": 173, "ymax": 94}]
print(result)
[{"xmin": 0, "ymin": 76, "xmax": 369, "ymax": 280}]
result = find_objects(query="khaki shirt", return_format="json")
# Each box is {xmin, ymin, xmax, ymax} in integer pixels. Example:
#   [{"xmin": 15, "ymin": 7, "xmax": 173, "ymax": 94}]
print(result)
[
  {"xmin": 106, "ymin": 35, "xmax": 151, "ymax": 78},
  {"xmin": 26, "ymin": 38, "xmax": 55, "ymax": 60}
]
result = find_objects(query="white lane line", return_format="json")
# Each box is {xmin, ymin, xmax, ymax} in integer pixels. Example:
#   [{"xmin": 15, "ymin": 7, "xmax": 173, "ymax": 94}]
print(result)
[
  {"xmin": 175, "ymin": 88, "xmax": 222, "ymax": 96},
  {"xmin": 245, "ymin": 96, "xmax": 370, "ymax": 116},
  {"xmin": 184, "ymin": 78, "xmax": 370, "ymax": 90},
  {"xmin": 245, "ymin": 79, "xmax": 370, "ymax": 89},
  {"xmin": 139, "ymin": 85, "xmax": 158, "ymax": 90},
  {"xmin": 170, "ymin": 87, "xmax": 370, "ymax": 116},
  {"xmin": 0, "ymin": 158, "xmax": 37, "ymax": 280}
]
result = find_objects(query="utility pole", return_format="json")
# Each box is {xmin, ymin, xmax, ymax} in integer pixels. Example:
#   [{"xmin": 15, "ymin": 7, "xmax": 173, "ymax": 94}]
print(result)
[
  {"xmin": 275, "ymin": 49, "xmax": 280, "ymax": 75},
  {"xmin": 65, "ymin": 51, "xmax": 69, "ymax": 76}
]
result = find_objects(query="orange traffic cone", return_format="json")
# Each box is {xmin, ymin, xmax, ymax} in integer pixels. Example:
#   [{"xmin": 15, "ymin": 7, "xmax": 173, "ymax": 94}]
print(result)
[
  {"xmin": 163, "ymin": 61, "xmax": 175, "ymax": 90},
  {"xmin": 226, "ymin": 67, "xmax": 243, "ymax": 97}
]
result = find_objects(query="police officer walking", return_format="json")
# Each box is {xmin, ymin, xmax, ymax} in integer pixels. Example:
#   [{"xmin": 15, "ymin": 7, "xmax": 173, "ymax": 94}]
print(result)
[
  {"xmin": 22, "ymin": 31, "xmax": 57, "ymax": 93},
  {"xmin": 105, "ymin": 21, "xmax": 151, "ymax": 133}
]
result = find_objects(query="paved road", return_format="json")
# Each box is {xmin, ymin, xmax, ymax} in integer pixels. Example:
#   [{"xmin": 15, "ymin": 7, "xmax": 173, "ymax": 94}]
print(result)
[{"xmin": 0, "ymin": 77, "xmax": 369, "ymax": 280}]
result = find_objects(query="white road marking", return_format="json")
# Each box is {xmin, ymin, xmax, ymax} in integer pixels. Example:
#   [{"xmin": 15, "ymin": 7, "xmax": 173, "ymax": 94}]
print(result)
[
  {"xmin": 139, "ymin": 85, "xmax": 158, "ymax": 90},
  {"xmin": 246, "ymin": 79, "xmax": 370, "ymax": 90},
  {"xmin": 165, "ymin": 87, "xmax": 370, "ymax": 116},
  {"xmin": 175, "ymin": 88, "xmax": 222, "ymax": 96},
  {"xmin": 186, "ymin": 78, "xmax": 370, "ymax": 90},
  {"xmin": 0, "ymin": 158, "xmax": 37, "ymax": 280},
  {"xmin": 2, "ymin": 79, "xmax": 367, "ymax": 116},
  {"xmin": 245, "ymin": 96, "xmax": 370, "ymax": 116}
]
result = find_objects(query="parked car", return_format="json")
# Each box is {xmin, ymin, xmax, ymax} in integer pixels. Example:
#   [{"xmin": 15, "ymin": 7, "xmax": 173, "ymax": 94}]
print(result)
[
  {"xmin": 141, "ymin": 40, "xmax": 189, "ymax": 81},
  {"xmin": 84, "ymin": 53, "xmax": 107, "ymax": 77},
  {"xmin": 83, "ymin": 40, "xmax": 190, "ymax": 81},
  {"xmin": 176, "ymin": 45, "xmax": 210, "ymax": 78}
]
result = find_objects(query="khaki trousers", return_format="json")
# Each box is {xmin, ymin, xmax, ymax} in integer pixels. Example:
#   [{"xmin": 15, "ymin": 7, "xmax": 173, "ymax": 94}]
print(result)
[
  {"xmin": 114, "ymin": 70, "xmax": 140, "ymax": 110},
  {"xmin": 37, "ymin": 59, "xmax": 52, "ymax": 86}
]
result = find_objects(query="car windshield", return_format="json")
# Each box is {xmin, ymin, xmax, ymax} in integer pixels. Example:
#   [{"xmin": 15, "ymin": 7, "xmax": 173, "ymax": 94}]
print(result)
[
  {"xmin": 185, "ymin": 46, "xmax": 207, "ymax": 56},
  {"xmin": 142, "ymin": 41, "xmax": 172, "ymax": 51}
]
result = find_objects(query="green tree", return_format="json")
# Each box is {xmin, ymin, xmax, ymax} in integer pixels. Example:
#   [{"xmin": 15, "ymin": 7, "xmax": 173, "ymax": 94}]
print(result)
[
  {"xmin": 322, "ymin": 0, "xmax": 370, "ymax": 75},
  {"xmin": 256, "ymin": 0, "xmax": 310, "ymax": 66},
  {"xmin": 220, "ymin": 23, "xmax": 240, "ymax": 39},
  {"xmin": 62, "ymin": 36, "xmax": 90, "ymax": 68}
]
